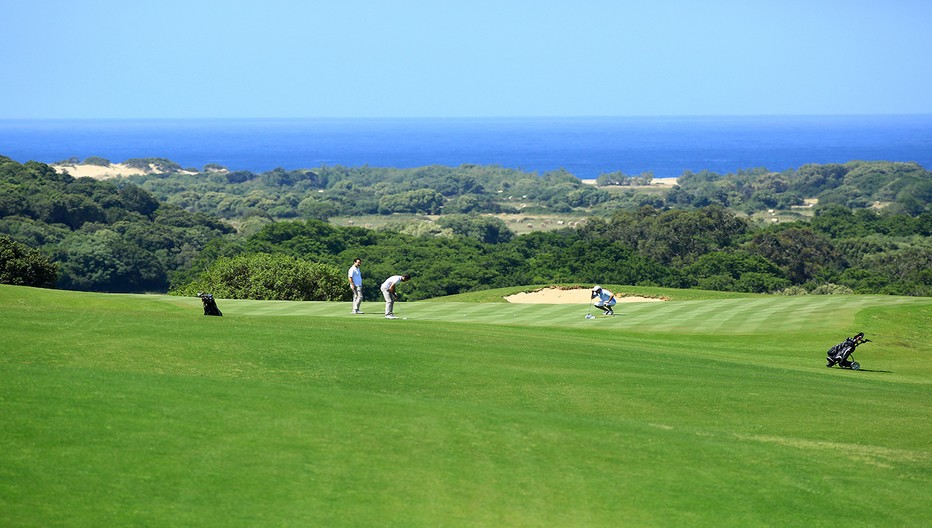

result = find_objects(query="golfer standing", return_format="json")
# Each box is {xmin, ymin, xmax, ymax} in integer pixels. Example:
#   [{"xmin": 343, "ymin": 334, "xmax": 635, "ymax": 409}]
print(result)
[
  {"xmin": 591, "ymin": 285, "xmax": 617, "ymax": 315},
  {"xmin": 348, "ymin": 258, "xmax": 363, "ymax": 314},
  {"xmin": 380, "ymin": 274, "xmax": 410, "ymax": 319}
]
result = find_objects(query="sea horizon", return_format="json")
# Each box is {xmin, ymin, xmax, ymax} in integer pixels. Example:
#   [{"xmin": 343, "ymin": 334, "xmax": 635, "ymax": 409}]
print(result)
[{"xmin": 2, "ymin": 114, "xmax": 931, "ymax": 179}]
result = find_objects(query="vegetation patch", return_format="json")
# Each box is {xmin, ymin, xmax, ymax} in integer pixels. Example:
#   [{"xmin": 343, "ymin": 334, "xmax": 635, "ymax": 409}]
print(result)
[{"xmin": 2, "ymin": 157, "xmax": 930, "ymax": 298}]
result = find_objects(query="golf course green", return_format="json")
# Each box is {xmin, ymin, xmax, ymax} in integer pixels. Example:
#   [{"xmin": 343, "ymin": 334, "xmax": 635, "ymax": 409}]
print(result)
[{"xmin": 1, "ymin": 284, "xmax": 929, "ymax": 526}]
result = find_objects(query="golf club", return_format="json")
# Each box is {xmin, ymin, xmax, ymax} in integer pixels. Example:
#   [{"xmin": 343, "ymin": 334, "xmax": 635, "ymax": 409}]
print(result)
[{"xmin": 395, "ymin": 294, "xmax": 406, "ymax": 319}]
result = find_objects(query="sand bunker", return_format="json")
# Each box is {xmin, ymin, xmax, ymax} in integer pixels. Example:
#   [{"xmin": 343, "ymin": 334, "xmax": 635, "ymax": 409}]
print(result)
[{"xmin": 505, "ymin": 287, "xmax": 666, "ymax": 304}]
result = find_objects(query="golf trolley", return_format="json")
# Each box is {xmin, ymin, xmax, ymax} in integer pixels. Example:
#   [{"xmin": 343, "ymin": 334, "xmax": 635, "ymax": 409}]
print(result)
[
  {"xmin": 197, "ymin": 292, "xmax": 222, "ymax": 316},
  {"xmin": 826, "ymin": 332, "xmax": 870, "ymax": 370}
]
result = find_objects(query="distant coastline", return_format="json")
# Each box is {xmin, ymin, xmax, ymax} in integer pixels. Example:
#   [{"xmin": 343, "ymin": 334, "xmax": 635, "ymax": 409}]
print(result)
[
  {"xmin": 4, "ymin": 115, "xmax": 932, "ymax": 179},
  {"xmin": 50, "ymin": 159, "xmax": 684, "ymax": 188}
]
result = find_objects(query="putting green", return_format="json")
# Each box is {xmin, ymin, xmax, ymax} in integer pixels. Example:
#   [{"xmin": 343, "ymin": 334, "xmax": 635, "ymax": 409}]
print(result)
[{"xmin": 155, "ymin": 293, "xmax": 928, "ymax": 335}]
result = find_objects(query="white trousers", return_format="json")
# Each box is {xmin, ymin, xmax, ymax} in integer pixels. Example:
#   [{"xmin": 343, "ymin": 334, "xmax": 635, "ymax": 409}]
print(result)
[
  {"xmin": 351, "ymin": 285, "xmax": 363, "ymax": 312},
  {"xmin": 382, "ymin": 288, "xmax": 395, "ymax": 315}
]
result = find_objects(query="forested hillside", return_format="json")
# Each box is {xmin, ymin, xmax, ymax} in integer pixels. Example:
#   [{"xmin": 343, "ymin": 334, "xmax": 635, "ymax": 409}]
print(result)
[
  {"xmin": 174, "ymin": 206, "xmax": 931, "ymax": 300},
  {"xmin": 667, "ymin": 161, "xmax": 932, "ymax": 214},
  {"xmin": 1, "ymin": 156, "xmax": 930, "ymax": 297},
  {"xmin": 0, "ymin": 157, "xmax": 233, "ymax": 291},
  {"xmin": 119, "ymin": 160, "xmax": 931, "ymax": 220}
]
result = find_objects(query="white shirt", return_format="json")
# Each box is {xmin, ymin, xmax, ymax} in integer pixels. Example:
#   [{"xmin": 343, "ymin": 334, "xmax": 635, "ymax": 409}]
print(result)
[
  {"xmin": 594, "ymin": 289, "xmax": 615, "ymax": 304},
  {"xmin": 381, "ymin": 275, "xmax": 405, "ymax": 291},
  {"xmin": 348, "ymin": 264, "xmax": 362, "ymax": 287}
]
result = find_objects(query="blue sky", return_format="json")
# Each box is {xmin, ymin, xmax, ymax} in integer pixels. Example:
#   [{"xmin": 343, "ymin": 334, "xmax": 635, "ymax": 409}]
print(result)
[{"xmin": 2, "ymin": 0, "xmax": 930, "ymax": 118}]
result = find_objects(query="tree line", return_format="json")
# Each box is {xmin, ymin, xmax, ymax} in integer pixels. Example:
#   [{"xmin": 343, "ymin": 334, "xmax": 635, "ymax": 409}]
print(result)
[
  {"xmin": 1, "ymin": 156, "xmax": 930, "ymax": 297},
  {"xmin": 0, "ymin": 157, "xmax": 233, "ymax": 292},
  {"xmin": 118, "ymin": 160, "xmax": 931, "ymax": 220},
  {"xmin": 176, "ymin": 205, "xmax": 932, "ymax": 301}
]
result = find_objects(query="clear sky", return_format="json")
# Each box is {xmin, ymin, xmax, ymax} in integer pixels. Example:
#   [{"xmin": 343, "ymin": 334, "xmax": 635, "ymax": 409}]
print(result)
[{"xmin": 2, "ymin": 0, "xmax": 930, "ymax": 118}]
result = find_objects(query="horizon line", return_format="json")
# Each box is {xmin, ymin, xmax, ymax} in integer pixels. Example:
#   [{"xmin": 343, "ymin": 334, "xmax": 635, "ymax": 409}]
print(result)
[{"xmin": 3, "ymin": 112, "xmax": 932, "ymax": 122}]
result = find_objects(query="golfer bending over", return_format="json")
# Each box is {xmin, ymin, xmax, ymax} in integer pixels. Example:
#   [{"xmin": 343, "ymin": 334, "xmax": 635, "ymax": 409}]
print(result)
[
  {"xmin": 381, "ymin": 274, "xmax": 410, "ymax": 319},
  {"xmin": 591, "ymin": 285, "xmax": 616, "ymax": 316}
]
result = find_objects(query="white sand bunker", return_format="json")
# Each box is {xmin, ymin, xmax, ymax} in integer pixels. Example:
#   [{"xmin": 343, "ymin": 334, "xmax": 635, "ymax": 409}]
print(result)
[{"xmin": 504, "ymin": 286, "xmax": 667, "ymax": 304}]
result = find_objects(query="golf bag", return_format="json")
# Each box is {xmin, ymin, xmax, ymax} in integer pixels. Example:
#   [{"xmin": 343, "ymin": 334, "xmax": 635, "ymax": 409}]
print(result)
[
  {"xmin": 197, "ymin": 292, "xmax": 222, "ymax": 316},
  {"xmin": 826, "ymin": 332, "xmax": 869, "ymax": 369}
]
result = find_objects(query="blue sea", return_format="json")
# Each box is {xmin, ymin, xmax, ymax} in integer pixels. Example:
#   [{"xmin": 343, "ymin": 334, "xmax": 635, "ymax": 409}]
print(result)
[{"xmin": 1, "ymin": 115, "xmax": 931, "ymax": 179}]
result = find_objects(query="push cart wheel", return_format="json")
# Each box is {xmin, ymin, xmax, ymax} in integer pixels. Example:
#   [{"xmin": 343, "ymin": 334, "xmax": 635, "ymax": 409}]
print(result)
[{"xmin": 851, "ymin": 362, "xmax": 860, "ymax": 370}]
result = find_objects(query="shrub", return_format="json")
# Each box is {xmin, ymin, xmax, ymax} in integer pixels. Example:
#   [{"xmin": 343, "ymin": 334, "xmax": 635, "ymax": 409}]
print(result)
[
  {"xmin": 810, "ymin": 283, "xmax": 855, "ymax": 295},
  {"xmin": 123, "ymin": 158, "xmax": 183, "ymax": 172},
  {"xmin": 0, "ymin": 235, "xmax": 58, "ymax": 288},
  {"xmin": 734, "ymin": 272, "xmax": 791, "ymax": 294},
  {"xmin": 173, "ymin": 253, "xmax": 345, "ymax": 301},
  {"xmin": 83, "ymin": 156, "xmax": 111, "ymax": 167}
]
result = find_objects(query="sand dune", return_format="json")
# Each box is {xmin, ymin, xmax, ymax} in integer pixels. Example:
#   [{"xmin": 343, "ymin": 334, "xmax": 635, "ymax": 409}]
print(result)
[{"xmin": 52, "ymin": 163, "xmax": 148, "ymax": 180}]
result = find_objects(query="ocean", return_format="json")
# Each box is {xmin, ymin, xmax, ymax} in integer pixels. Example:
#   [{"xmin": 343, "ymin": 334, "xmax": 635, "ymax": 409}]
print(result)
[{"xmin": 1, "ymin": 115, "xmax": 931, "ymax": 179}]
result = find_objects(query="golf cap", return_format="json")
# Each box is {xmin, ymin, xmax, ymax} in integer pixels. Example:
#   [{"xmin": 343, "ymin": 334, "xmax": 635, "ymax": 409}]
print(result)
[{"xmin": 592, "ymin": 285, "xmax": 601, "ymax": 291}]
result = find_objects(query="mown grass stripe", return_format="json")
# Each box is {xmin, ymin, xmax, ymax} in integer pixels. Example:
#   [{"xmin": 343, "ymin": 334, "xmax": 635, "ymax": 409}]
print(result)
[{"xmin": 156, "ymin": 293, "xmax": 931, "ymax": 337}]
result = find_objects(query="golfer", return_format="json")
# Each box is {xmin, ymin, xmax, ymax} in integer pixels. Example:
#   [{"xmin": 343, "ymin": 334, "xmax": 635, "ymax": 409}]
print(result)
[
  {"xmin": 591, "ymin": 285, "xmax": 617, "ymax": 316},
  {"xmin": 348, "ymin": 258, "xmax": 363, "ymax": 314},
  {"xmin": 380, "ymin": 274, "xmax": 410, "ymax": 319}
]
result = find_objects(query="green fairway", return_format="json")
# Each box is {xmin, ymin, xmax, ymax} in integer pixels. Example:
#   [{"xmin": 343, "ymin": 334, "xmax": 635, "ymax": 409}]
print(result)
[{"xmin": 1, "ymin": 284, "xmax": 930, "ymax": 527}]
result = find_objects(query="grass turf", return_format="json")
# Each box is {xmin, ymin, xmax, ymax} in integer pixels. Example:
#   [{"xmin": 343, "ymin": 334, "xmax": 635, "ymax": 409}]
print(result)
[{"xmin": 0, "ymin": 284, "xmax": 929, "ymax": 526}]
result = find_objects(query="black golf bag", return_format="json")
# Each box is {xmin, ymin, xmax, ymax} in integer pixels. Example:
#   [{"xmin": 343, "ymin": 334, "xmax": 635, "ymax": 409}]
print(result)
[
  {"xmin": 197, "ymin": 292, "xmax": 222, "ymax": 316},
  {"xmin": 826, "ymin": 332, "xmax": 869, "ymax": 369}
]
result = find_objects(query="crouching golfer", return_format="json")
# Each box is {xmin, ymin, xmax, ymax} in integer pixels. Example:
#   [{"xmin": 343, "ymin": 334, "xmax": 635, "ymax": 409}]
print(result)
[
  {"xmin": 591, "ymin": 285, "xmax": 617, "ymax": 316},
  {"xmin": 381, "ymin": 274, "xmax": 410, "ymax": 319}
]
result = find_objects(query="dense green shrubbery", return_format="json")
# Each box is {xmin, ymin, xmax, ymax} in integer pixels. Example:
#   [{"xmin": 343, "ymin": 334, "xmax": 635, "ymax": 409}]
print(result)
[
  {"xmin": 0, "ymin": 156, "xmax": 233, "ymax": 292},
  {"xmin": 121, "ymin": 160, "xmax": 931, "ymax": 221},
  {"xmin": 123, "ymin": 158, "xmax": 183, "ymax": 172},
  {"xmin": 668, "ymin": 161, "xmax": 932, "ymax": 215},
  {"xmin": 683, "ymin": 251, "xmax": 791, "ymax": 293},
  {"xmin": 0, "ymin": 235, "xmax": 57, "ymax": 287},
  {"xmin": 83, "ymin": 156, "xmax": 111, "ymax": 166},
  {"xmin": 182, "ymin": 207, "xmax": 928, "ymax": 300},
  {"xmin": 172, "ymin": 253, "xmax": 345, "ymax": 301}
]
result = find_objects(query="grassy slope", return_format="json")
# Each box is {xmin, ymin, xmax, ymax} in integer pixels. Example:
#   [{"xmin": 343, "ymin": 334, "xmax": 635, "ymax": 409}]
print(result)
[{"xmin": 0, "ymin": 285, "xmax": 929, "ymax": 527}]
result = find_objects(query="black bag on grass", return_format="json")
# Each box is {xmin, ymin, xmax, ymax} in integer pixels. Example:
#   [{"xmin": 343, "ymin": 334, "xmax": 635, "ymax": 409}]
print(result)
[
  {"xmin": 197, "ymin": 292, "xmax": 222, "ymax": 316},
  {"xmin": 826, "ymin": 332, "xmax": 869, "ymax": 369}
]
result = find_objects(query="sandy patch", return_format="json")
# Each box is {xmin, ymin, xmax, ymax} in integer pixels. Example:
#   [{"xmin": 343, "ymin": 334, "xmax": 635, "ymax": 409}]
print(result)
[
  {"xmin": 504, "ymin": 286, "xmax": 666, "ymax": 304},
  {"xmin": 650, "ymin": 177, "xmax": 680, "ymax": 187},
  {"xmin": 52, "ymin": 163, "xmax": 197, "ymax": 180},
  {"xmin": 53, "ymin": 163, "xmax": 148, "ymax": 179}
]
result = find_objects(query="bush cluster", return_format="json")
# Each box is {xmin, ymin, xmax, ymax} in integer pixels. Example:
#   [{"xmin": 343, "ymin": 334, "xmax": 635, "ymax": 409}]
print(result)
[
  {"xmin": 0, "ymin": 235, "xmax": 57, "ymax": 287},
  {"xmin": 172, "ymin": 253, "xmax": 345, "ymax": 301}
]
